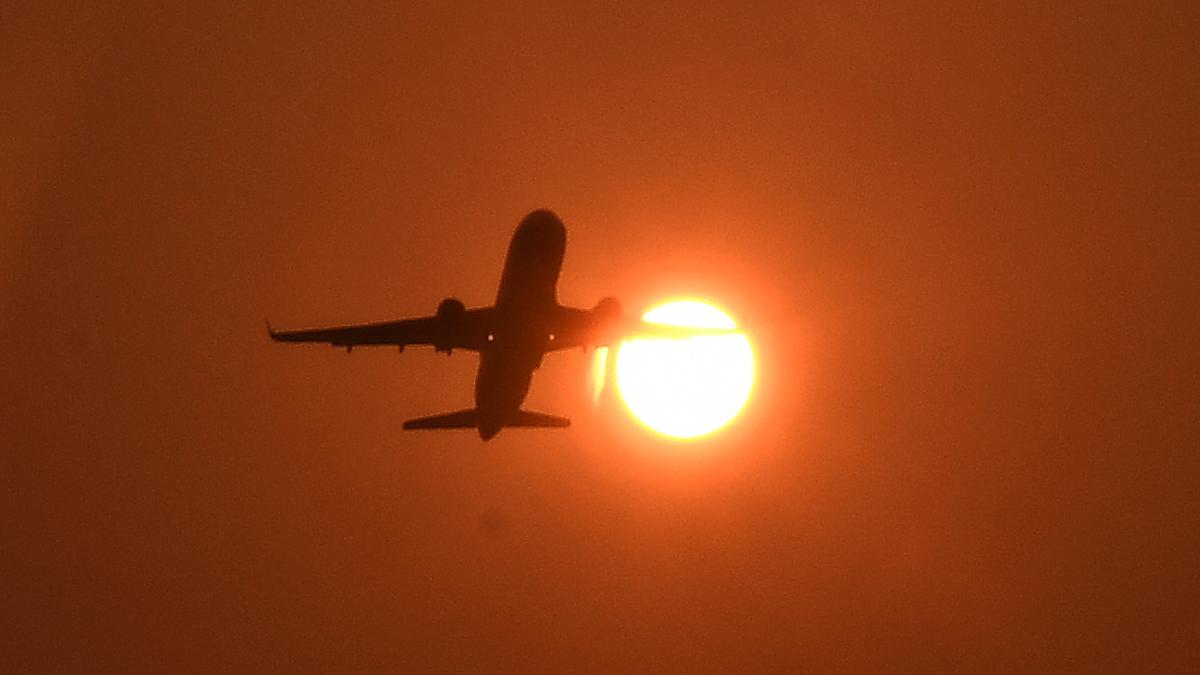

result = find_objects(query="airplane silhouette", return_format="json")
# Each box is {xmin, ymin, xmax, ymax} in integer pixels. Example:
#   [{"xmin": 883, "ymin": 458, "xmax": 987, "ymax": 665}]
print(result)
[{"xmin": 269, "ymin": 209, "xmax": 724, "ymax": 440}]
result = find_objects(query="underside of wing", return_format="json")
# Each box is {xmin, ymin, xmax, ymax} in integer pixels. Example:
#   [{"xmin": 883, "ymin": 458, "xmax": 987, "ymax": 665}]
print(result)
[{"xmin": 268, "ymin": 307, "xmax": 493, "ymax": 351}]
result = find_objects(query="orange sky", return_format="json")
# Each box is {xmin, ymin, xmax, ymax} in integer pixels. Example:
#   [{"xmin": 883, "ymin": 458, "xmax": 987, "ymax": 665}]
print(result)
[{"xmin": 3, "ymin": 3, "xmax": 1197, "ymax": 671}]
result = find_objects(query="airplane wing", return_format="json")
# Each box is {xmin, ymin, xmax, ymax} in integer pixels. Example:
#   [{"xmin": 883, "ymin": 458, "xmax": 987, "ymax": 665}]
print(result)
[
  {"xmin": 268, "ymin": 308, "xmax": 493, "ymax": 352},
  {"xmin": 547, "ymin": 306, "xmax": 734, "ymax": 351}
]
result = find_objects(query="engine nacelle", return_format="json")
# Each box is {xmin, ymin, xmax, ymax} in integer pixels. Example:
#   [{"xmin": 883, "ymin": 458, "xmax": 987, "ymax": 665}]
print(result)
[
  {"xmin": 593, "ymin": 296, "xmax": 622, "ymax": 322},
  {"xmin": 436, "ymin": 297, "xmax": 466, "ymax": 320},
  {"xmin": 435, "ymin": 297, "xmax": 466, "ymax": 353}
]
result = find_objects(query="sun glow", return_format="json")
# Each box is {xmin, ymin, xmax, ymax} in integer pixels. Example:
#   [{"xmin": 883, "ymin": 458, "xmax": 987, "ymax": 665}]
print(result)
[{"xmin": 612, "ymin": 299, "xmax": 754, "ymax": 439}]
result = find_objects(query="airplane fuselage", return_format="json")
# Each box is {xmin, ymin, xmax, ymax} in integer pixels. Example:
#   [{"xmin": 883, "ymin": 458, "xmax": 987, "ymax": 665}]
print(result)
[{"xmin": 474, "ymin": 210, "xmax": 567, "ymax": 439}]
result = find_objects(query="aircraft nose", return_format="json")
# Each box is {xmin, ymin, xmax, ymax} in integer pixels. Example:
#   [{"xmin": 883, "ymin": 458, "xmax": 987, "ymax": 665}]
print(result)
[
  {"xmin": 516, "ymin": 209, "xmax": 566, "ymax": 248},
  {"xmin": 520, "ymin": 209, "xmax": 564, "ymax": 233}
]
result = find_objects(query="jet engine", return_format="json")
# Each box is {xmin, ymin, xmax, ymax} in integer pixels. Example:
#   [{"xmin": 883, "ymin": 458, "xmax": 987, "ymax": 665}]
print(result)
[
  {"xmin": 435, "ymin": 297, "xmax": 466, "ymax": 353},
  {"xmin": 593, "ymin": 296, "xmax": 622, "ymax": 322}
]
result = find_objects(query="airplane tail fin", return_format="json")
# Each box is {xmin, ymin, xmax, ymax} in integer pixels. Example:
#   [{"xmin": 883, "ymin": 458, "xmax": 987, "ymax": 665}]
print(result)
[
  {"xmin": 403, "ymin": 409, "xmax": 479, "ymax": 430},
  {"xmin": 401, "ymin": 408, "xmax": 570, "ymax": 431}
]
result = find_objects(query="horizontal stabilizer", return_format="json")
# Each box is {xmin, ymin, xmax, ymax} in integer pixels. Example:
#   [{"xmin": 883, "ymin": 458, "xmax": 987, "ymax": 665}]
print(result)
[
  {"xmin": 403, "ymin": 409, "xmax": 479, "ymax": 430},
  {"xmin": 508, "ymin": 410, "xmax": 571, "ymax": 428},
  {"xmin": 401, "ymin": 408, "xmax": 570, "ymax": 431}
]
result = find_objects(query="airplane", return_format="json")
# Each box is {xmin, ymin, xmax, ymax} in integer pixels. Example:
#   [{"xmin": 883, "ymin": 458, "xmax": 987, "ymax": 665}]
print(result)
[{"xmin": 269, "ymin": 209, "xmax": 725, "ymax": 440}]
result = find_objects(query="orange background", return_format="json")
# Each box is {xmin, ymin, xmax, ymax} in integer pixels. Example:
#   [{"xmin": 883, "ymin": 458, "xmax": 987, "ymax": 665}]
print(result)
[{"xmin": 3, "ymin": 3, "xmax": 1197, "ymax": 671}]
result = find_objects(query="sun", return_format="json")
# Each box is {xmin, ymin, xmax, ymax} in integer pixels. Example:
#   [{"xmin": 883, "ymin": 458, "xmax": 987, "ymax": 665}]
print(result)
[{"xmin": 611, "ymin": 299, "xmax": 755, "ymax": 439}]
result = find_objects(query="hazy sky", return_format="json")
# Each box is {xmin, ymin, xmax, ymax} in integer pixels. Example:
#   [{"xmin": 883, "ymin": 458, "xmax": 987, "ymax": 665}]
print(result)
[{"xmin": 3, "ymin": 3, "xmax": 1197, "ymax": 671}]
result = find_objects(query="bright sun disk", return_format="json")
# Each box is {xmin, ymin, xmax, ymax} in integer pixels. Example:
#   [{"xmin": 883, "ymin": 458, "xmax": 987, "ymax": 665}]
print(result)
[{"xmin": 609, "ymin": 299, "xmax": 754, "ymax": 439}]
